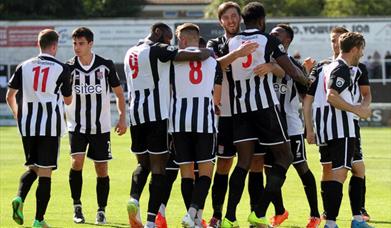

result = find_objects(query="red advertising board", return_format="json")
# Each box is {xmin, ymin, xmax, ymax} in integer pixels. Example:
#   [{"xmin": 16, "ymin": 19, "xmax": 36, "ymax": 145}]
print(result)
[{"xmin": 0, "ymin": 26, "xmax": 54, "ymax": 47}]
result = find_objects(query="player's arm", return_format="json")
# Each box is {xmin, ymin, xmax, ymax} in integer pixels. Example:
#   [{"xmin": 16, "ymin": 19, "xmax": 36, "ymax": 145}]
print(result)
[
  {"xmin": 107, "ymin": 60, "xmax": 127, "ymax": 135},
  {"xmin": 213, "ymin": 62, "xmax": 223, "ymax": 114},
  {"xmin": 174, "ymin": 48, "xmax": 213, "ymax": 61},
  {"xmin": 303, "ymin": 95, "xmax": 315, "ymax": 144},
  {"xmin": 60, "ymin": 65, "xmax": 73, "ymax": 105},
  {"xmin": 6, "ymin": 88, "xmax": 18, "ymax": 119},
  {"xmin": 358, "ymin": 63, "xmax": 372, "ymax": 108},
  {"xmin": 217, "ymin": 41, "xmax": 259, "ymax": 70},
  {"xmin": 275, "ymin": 55, "xmax": 311, "ymax": 86},
  {"xmin": 253, "ymin": 62, "xmax": 285, "ymax": 78}
]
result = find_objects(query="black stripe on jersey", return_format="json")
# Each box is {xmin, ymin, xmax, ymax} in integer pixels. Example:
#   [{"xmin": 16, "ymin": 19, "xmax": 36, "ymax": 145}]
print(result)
[
  {"xmin": 279, "ymin": 77, "xmax": 287, "ymax": 121},
  {"xmin": 153, "ymin": 88, "xmax": 162, "ymax": 121},
  {"xmin": 209, "ymin": 99, "xmax": 216, "ymax": 133},
  {"xmin": 191, "ymin": 97, "xmax": 199, "ymax": 132},
  {"xmin": 17, "ymin": 89, "xmax": 23, "ymax": 135},
  {"xmin": 330, "ymin": 106, "xmax": 338, "ymax": 139},
  {"xmin": 46, "ymin": 102, "xmax": 52, "ymax": 135},
  {"xmin": 203, "ymin": 97, "xmax": 209, "ymax": 133},
  {"xmin": 55, "ymin": 104, "xmax": 61, "ymax": 136},
  {"xmin": 143, "ymin": 89, "xmax": 151, "ymax": 123},
  {"xmin": 315, "ymin": 107, "xmax": 321, "ymax": 144},
  {"xmin": 180, "ymin": 99, "xmax": 187, "ymax": 132},
  {"xmin": 341, "ymin": 110, "xmax": 349, "ymax": 136},
  {"xmin": 95, "ymin": 70, "xmax": 102, "ymax": 134},
  {"xmin": 35, "ymin": 103, "xmax": 43, "ymax": 136},
  {"xmin": 290, "ymin": 83, "xmax": 297, "ymax": 102},
  {"xmin": 105, "ymin": 68, "xmax": 110, "ymax": 93},
  {"xmin": 244, "ymin": 79, "xmax": 251, "ymax": 112},
  {"xmin": 227, "ymin": 71, "xmax": 235, "ymax": 116},
  {"xmin": 323, "ymin": 106, "xmax": 329, "ymax": 141},
  {"xmin": 235, "ymin": 81, "xmax": 242, "ymax": 114},
  {"xmin": 85, "ymin": 75, "xmax": 91, "ymax": 134},
  {"xmin": 150, "ymin": 52, "xmax": 162, "ymax": 121},
  {"xmin": 171, "ymin": 65, "xmax": 177, "ymax": 131},
  {"xmin": 254, "ymin": 77, "xmax": 263, "ymax": 110},
  {"xmin": 74, "ymin": 71, "xmax": 81, "ymax": 133},
  {"xmin": 263, "ymin": 76, "xmax": 274, "ymax": 107},
  {"xmin": 134, "ymin": 90, "xmax": 141, "ymax": 125},
  {"xmin": 26, "ymin": 102, "xmax": 33, "ymax": 136}
]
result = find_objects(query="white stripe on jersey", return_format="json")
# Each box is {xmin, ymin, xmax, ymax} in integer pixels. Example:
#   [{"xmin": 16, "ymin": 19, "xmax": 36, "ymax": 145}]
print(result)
[{"xmin": 169, "ymin": 49, "xmax": 218, "ymax": 133}]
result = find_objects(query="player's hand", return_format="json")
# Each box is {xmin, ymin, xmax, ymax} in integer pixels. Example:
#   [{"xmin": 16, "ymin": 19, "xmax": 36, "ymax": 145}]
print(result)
[
  {"xmin": 214, "ymin": 104, "xmax": 221, "ymax": 116},
  {"xmin": 115, "ymin": 118, "xmax": 127, "ymax": 136},
  {"xmin": 356, "ymin": 105, "xmax": 372, "ymax": 119},
  {"xmin": 235, "ymin": 41, "xmax": 259, "ymax": 58},
  {"xmin": 253, "ymin": 63, "xmax": 274, "ymax": 76},
  {"xmin": 302, "ymin": 57, "xmax": 316, "ymax": 74},
  {"xmin": 306, "ymin": 130, "xmax": 316, "ymax": 144}
]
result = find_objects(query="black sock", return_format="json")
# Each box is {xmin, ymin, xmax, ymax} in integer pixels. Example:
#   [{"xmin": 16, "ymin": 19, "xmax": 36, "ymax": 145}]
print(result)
[
  {"xmin": 161, "ymin": 170, "xmax": 178, "ymax": 206},
  {"xmin": 256, "ymin": 165, "xmax": 286, "ymax": 218},
  {"xmin": 96, "ymin": 176, "xmax": 110, "ymax": 211},
  {"xmin": 349, "ymin": 176, "xmax": 364, "ymax": 216},
  {"xmin": 69, "ymin": 169, "xmax": 82, "ymax": 205},
  {"xmin": 300, "ymin": 170, "xmax": 320, "ymax": 217},
  {"xmin": 130, "ymin": 165, "xmax": 150, "ymax": 200},
  {"xmin": 248, "ymin": 172, "xmax": 264, "ymax": 212},
  {"xmin": 181, "ymin": 178, "xmax": 194, "ymax": 210},
  {"xmin": 35, "ymin": 177, "xmax": 51, "ymax": 221},
  {"xmin": 361, "ymin": 176, "xmax": 366, "ymax": 209},
  {"xmin": 147, "ymin": 174, "xmax": 167, "ymax": 222},
  {"xmin": 321, "ymin": 181, "xmax": 328, "ymax": 215},
  {"xmin": 211, "ymin": 173, "xmax": 229, "ymax": 219},
  {"xmin": 272, "ymin": 189, "xmax": 285, "ymax": 215},
  {"xmin": 324, "ymin": 181, "xmax": 343, "ymax": 221},
  {"xmin": 225, "ymin": 166, "xmax": 248, "ymax": 221},
  {"xmin": 191, "ymin": 176, "xmax": 212, "ymax": 210},
  {"xmin": 17, "ymin": 169, "xmax": 37, "ymax": 202}
]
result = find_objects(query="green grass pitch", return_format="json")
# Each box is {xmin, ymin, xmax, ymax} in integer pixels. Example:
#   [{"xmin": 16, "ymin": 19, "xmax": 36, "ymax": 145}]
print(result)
[{"xmin": 1, "ymin": 127, "xmax": 390, "ymax": 227}]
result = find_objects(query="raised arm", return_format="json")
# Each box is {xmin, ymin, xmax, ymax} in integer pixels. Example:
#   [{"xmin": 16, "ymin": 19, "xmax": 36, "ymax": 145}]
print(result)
[
  {"xmin": 275, "ymin": 55, "xmax": 311, "ymax": 86},
  {"xmin": 217, "ymin": 41, "xmax": 259, "ymax": 70},
  {"xmin": 174, "ymin": 48, "xmax": 213, "ymax": 61}
]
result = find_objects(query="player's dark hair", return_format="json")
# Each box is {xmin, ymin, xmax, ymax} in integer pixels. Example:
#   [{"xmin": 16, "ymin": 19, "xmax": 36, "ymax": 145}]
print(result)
[
  {"xmin": 72, "ymin": 27, "xmax": 94, "ymax": 43},
  {"xmin": 242, "ymin": 2, "xmax": 266, "ymax": 25},
  {"xmin": 217, "ymin": 1, "xmax": 241, "ymax": 20},
  {"xmin": 38, "ymin": 29, "xmax": 59, "ymax": 49},
  {"xmin": 151, "ymin": 23, "xmax": 171, "ymax": 33},
  {"xmin": 331, "ymin": 26, "xmax": 349, "ymax": 34},
  {"xmin": 339, "ymin": 32, "xmax": 365, "ymax": 53},
  {"xmin": 199, "ymin": 36, "xmax": 207, "ymax": 48},
  {"xmin": 277, "ymin": 23, "xmax": 294, "ymax": 40}
]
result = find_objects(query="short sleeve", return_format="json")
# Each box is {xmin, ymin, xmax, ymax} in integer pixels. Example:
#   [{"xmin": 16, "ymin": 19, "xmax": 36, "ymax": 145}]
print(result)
[
  {"xmin": 268, "ymin": 35, "xmax": 287, "ymax": 59},
  {"xmin": 214, "ymin": 61, "xmax": 223, "ymax": 85},
  {"xmin": 307, "ymin": 66, "xmax": 320, "ymax": 96},
  {"xmin": 156, "ymin": 43, "xmax": 178, "ymax": 62},
  {"xmin": 59, "ymin": 65, "xmax": 72, "ymax": 97},
  {"xmin": 8, "ymin": 65, "xmax": 22, "ymax": 90},
  {"xmin": 357, "ymin": 63, "xmax": 369, "ymax": 86},
  {"xmin": 328, "ymin": 65, "xmax": 351, "ymax": 94},
  {"xmin": 107, "ymin": 60, "xmax": 121, "ymax": 88}
]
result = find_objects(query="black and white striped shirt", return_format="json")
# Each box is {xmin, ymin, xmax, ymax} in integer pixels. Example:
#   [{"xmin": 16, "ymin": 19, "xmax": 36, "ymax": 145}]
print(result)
[
  {"xmin": 222, "ymin": 29, "xmax": 286, "ymax": 114},
  {"xmin": 273, "ymin": 57, "xmax": 307, "ymax": 136},
  {"xmin": 8, "ymin": 53, "xmax": 72, "ymax": 137},
  {"xmin": 207, "ymin": 35, "xmax": 235, "ymax": 117},
  {"xmin": 169, "ymin": 47, "xmax": 222, "ymax": 133},
  {"xmin": 65, "ymin": 54, "xmax": 121, "ymax": 134},
  {"xmin": 324, "ymin": 59, "xmax": 356, "ymax": 141},
  {"xmin": 124, "ymin": 39, "xmax": 178, "ymax": 126}
]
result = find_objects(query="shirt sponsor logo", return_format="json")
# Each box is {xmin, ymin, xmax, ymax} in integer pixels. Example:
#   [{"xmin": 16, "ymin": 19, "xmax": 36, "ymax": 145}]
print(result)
[{"xmin": 74, "ymin": 83, "xmax": 102, "ymax": 94}]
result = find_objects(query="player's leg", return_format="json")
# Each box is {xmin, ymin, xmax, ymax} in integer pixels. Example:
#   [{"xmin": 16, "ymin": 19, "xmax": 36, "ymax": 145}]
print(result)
[
  {"xmin": 12, "ymin": 137, "xmax": 38, "ymax": 225},
  {"xmin": 319, "ymin": 145, "xmax": 333, "ymax": 220},
  {"xmin": 33, "ymin": 136, "xmax": 59, "ymax": 227},
  {"xmin": 248, "ymin": 151, "xmax": 264, "ymax": 213},
  {"xmin": 68, "ymin": 132, "xmax": 88, "ymax": 223}
]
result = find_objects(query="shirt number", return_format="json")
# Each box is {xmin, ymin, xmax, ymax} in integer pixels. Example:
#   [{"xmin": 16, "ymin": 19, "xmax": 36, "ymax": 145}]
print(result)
[
  {"xmin": 129, "ymin": 53, "xmax": 139, "ymax": 79},
  {"xmin": 32, "ymin": 66, "xmax": 50, "ymax": 92},
  {"xmin": 189, "ymin": 61, "xmax": 202, "ymax": 84}
]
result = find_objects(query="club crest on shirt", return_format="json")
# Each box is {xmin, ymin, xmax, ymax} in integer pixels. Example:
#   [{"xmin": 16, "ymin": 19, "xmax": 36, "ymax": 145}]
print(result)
[
  {"xmin": 336, "ymin": 77, "xmax": 345, "ymax": 88},
  {"xmin": 167, "ymin": 45, "xmax": 176, "ymax": 51},
  {"xmin": 278, "ymin": 44, "xmax": 286, "ymax": 53},
  {"xmin": 96, "ymin": 71, "xmax": 104, "ymax": 80}
]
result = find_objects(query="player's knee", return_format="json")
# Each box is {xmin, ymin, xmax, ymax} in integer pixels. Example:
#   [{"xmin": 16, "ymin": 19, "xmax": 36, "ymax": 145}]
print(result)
[
  {"xmin": 351, "ymin": 162, "xmax": 365, "ymax": 178},
  {"xmin": 216, "ymin": 158, "xmax": 233, "ymax": 174},
  {"xmin": 294, "ymin": 162, "xmax": 309, "ymax": 176},
  {"xmin": 94, "ymin": 162, "xmax": 108, "ymax": 177}
]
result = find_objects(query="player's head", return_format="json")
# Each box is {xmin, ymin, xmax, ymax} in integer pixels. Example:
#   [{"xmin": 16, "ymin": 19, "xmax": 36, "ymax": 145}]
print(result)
[
  {"xmin": 339, "ymin": 32, "xmax": 365, "ymax": 66},
  {"xmin": 38, "ymin": 29, "xmax": 59, "ymax": 55},
  {"xmin": 72, "ymin": 27, "xmax": 94, "ymax": 57},
  {"xmin": 242, "ymin": 2, "xmax": 266, "ymax": 32},
  {"xmin": 151, "ymin": 22, "xmax": 173, "ymax": 45},
  {"xmin": 217, "ymin": 1, "xmax": 241, "ymax": 37},
  {"xmin": 330, "ymin": 26, "xmax": 349, "ymax": 57},
  {"xmin": 270, "ymin": 24, "xmax": 294, "ymax": 48},
  {"xmin": 199, "ymin": 36, "xmax": 207, "ymax": 48},
  {"xmin": 176, "ymin": 23, "xmax": 200, "ymax": 49}
]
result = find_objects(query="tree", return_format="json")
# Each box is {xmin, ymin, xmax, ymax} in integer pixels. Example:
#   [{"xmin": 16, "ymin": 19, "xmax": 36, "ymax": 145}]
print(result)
[{"xmin": 322, "ymin": 0, "xmax": 391, "ymax": 16}]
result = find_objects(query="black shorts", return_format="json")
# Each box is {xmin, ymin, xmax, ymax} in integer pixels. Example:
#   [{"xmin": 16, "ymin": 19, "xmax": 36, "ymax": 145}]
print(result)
[
  {"xmin": 233, "ymin": 106, "xmax": 289, "ymax": 145},
  {"xmin": 172, "ymin": 132, "xmax": 216, "ymax": 165},
  {"xmin": 353, "ymin": 120, "xmax": 363, "ymax": 163},
  {"xmin": 130, "ymin": 120, "xmax": 168, "ymax": 154},
  {"xmin": 290, "ymin": 134, "xmax": 307, "ymax": 164},
  {"xmin": 327, "ymin": 138, "xmax": 356, "ymax": 170},
  {"xmin": 22, "ymin": 136, "xmax": 60, "ymax": 169},
  {"xmin": 69, "ymin": 132, "xmax": 112, "ymax": 162},
  {"xmin": 166, "ymin": 134, "xmax": 179, "ymax": 170},
  {"xmin": 319, "ymin": 145, "xmax": 331, "ymax": 164},
  {"xmin": 216, "ymin": 117, "xmax": 236, "ymax": 158}
]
